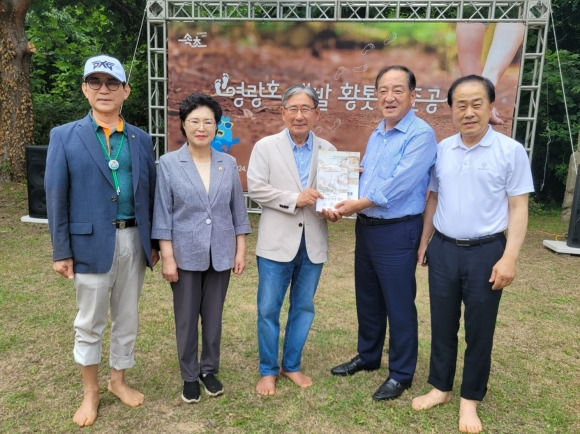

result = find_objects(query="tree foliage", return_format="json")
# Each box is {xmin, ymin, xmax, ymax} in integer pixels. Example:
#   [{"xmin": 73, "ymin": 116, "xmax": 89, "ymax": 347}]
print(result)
[
  {"xmin": 529, "ymin": 49, "xmax": 580, "ymax": 204},
  {"xmin": 26, "ymin": 0, "xmax": 148, "ymax": 146},
  {"xmin": 527, "ymin": 0, "xmax": 580, "ymax": 205},
  {"xmin": 550, "ymin": 0, "xmax": 580, "ymax": 52}
]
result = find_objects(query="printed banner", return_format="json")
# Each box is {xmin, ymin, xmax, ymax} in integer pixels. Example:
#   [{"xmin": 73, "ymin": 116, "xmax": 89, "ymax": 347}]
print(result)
[{"xmin": 168, "ymin": 21, "xmax": 522, "ymax": 189}]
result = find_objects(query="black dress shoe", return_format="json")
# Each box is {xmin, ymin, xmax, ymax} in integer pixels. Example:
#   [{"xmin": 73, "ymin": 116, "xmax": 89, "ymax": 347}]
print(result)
[
  {"xmin": 372, "ymin": 377, "xmax": 412, "ymax": 401},
  {"xmin": 331, "ymin": 355, "xmax": 374, "ymax": 376}
]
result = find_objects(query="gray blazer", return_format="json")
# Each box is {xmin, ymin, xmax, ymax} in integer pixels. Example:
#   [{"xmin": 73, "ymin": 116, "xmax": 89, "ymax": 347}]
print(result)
[
  {"xmin": 152, "ymin": 144, "xmax": 251, "ymax": 272},
  {"xmin": 247, "ymin": 129, "xmax": 336, "ymax": 264}
]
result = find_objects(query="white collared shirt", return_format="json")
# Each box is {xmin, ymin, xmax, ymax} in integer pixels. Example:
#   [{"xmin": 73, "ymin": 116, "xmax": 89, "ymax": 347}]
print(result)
[{"xmin": 430, "ymin": 126, "xmax": 534, "ymax": 239}]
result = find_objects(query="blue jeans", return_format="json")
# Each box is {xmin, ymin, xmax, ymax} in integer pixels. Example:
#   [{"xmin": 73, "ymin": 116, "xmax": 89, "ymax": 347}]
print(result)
[{"xmin": 256, "ymin": 237, "xmax": 323, "ymax": 376}]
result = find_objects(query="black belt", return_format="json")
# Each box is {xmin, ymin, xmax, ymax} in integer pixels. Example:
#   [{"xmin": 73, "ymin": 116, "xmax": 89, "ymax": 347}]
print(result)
[
  {"xmin": 435, "ymin": 230, "xmax": 505, "ymax": 247},
  {"xmin": 112, "ymin": 218, "xmax": 137, "ymax": 229},
  {"xmin": 357, "ymin": 213, "xmax": 421, "ymax": 226}
]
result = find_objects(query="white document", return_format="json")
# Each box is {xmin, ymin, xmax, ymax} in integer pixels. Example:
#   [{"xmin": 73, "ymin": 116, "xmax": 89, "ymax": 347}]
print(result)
[{"xmin": 316, "ymin": 151, "xmax": 360, "ymax": 212}]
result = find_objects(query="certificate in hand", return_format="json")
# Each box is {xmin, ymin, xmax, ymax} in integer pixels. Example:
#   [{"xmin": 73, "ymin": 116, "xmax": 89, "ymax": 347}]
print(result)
[{"xmin": 316, "ymin": 151, "xmax": 360, "ymax": 211}]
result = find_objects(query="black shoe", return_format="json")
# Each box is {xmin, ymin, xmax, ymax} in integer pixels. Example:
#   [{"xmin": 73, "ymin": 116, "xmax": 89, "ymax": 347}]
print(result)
[
  {"xmin": 372, "ymin": 377, "xmax": 412, "ymax": 401},
  {"xmin": 182, "ymin": 380, "xmax": 201, "ymax": 403},
  {"xmin": 200, "ymin": 373, "xmax": 224, "ymax": 397},
  {"xmin": 331, "ymin": 355, "xmax": 375, "ymax": 376}
]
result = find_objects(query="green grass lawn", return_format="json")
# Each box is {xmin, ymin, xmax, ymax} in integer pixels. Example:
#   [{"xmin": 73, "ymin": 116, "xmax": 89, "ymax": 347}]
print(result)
[{"xmin": 1, "ymin": 181, "xmax": 578, "ymax": 433}]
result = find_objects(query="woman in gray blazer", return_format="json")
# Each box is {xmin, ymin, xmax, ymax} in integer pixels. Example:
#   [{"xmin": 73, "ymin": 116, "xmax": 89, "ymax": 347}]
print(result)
[{"xmin": 152, "ymin": 93, "xmax": 251, "ymax": 404}]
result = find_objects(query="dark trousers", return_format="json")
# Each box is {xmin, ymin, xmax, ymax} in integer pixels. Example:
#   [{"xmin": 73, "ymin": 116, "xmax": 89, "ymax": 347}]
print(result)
[
  {"xmin": 426, "ymin": 234, "xmax": 505, "ymax": 401},
  {"xmin": 171, "ymin": 266, "xmax": 231, "ymax": 382},
  {"xmin": 354, "ymin": 215, "xmax": 421, "ymax": 383}
]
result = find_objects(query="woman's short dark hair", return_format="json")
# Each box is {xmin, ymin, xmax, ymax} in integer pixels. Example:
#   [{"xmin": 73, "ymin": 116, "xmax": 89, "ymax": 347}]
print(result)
[
  {"xmin": 374, "ymin": 65, "xmax": 416, "ymax": 91},
  {"xmin": 447, "ymin": 75, "xmax": 495, "ymax": 106},
  {"xmin": 179, "ymin": 93, "xmax": 223, "ymax": 138}
]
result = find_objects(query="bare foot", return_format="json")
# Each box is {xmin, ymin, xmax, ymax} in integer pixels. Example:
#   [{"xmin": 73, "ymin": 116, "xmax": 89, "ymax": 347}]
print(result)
[
  {"xmin": 412, "ymin": 388, "xmax": 452, "ymax": 410},
  {"xmin": 108, "ymin": 379, "xmax": 144, "ymax": 408},
  {"xmin": 459, "ymin": 398, "xmax": 482, "ymax": 433},
  {"xmin": 73, "ymin": 388, "xmax": 99, "ymax": 427},
  {"xmin": 490, "ymin": 106, "xmax": 504, "ymax": 125},
  {"xmin": 256, "ymin": 375, "xmax": 277, "ymax": 396},
  {"xmin": 280, "ymin": 369, "xmax": 313, "ymax": 389}
]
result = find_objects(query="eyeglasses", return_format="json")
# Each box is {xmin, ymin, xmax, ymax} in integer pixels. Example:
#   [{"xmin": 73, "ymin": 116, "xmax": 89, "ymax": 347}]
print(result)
[
  {"xmin": 85, "ymin": 77, "xmax": 123, "ymax": 91},
  {"xmin": 283, "ymin": 106, "xmax": 316, "ymax": 115},
  {"xmin": 185, "ymin": 119, "xmax": 217, "ymax": 128}
]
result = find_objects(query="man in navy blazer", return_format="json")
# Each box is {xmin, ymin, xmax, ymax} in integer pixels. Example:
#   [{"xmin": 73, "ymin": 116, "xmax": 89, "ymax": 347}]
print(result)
[{"xmin": 45, "ymin": 54, "xmax": 158, "ymax": 427}]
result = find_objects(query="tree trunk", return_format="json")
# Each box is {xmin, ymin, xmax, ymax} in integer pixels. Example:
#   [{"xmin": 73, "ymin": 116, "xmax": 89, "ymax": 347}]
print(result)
[{"xmin": 0, "ymin": 0, "xmax": 33, "ymax": 181}]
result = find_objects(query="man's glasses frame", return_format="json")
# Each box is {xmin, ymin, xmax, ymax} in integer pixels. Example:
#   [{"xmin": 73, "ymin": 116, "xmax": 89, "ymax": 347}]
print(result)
[
  {"xmin": 85, "ymin": 77, "xmax": 124, "ymax": 91},
  {"xmin": 283, "ymin": 105, "xmax": 317, "ymax": 115}
]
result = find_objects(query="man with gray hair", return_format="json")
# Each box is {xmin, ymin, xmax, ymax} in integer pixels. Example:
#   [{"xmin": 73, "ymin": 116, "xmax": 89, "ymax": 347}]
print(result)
[{"xmin": 247, "ymin": 84, "xmax": 339, "ymax": 396}]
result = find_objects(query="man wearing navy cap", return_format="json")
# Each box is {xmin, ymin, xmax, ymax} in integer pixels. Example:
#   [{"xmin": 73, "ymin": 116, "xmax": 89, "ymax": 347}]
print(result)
[{"xmin": 45, "ymin": 54, "xmax": 158, "ymax": 426}]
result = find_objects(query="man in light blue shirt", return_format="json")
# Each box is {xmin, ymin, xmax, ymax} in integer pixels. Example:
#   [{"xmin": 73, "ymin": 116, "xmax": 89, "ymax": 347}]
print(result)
[
  {"xmin": 331, "ymin": 65, "xmax": 437, "ymax": 401},
  {"xmin": 290, "ymin": 127, "xmax": 313, "ymax": 189}
]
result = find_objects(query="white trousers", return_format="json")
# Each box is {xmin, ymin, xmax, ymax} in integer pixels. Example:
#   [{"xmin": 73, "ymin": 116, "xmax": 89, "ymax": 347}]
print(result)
[{"xmin": 73, "ymin": 227, "xmax": 146, "ymax": 370}]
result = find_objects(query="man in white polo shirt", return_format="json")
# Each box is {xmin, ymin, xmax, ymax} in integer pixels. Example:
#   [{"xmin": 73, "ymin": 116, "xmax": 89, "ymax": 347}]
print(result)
[{"xmin": 411, "ymin": 75, "xmax": 534, "ymax": 434}]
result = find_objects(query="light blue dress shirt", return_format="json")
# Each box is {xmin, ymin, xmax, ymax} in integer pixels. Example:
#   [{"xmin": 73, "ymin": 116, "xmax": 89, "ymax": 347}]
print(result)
[
  {"xmin": 359, "ymin": 110, "xmax": 437, "ymax": 219},
  {"xmin": 287, "ymin": 129, "xmax": 314, "ymax": 190}
]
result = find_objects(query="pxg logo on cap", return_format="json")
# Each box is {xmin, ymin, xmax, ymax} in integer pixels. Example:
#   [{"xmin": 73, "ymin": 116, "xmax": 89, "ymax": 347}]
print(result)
[{"xmin": 83, "ymin": 55, "xmax": 127, "ymax": 83}]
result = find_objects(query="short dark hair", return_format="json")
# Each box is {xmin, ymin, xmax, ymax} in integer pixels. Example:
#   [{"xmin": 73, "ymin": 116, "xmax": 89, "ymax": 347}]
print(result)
[
  {"xmin": 179, "ymin": 93, "xmax": 223, "ymax": 137},
  {"xmin": 447, "ymin": 75, "xmax": 495, "ymax": 106},
  {"xmin": 281, "ymin": 84, "xmax": 319, "ymax": 108},
  {"xmin": 374, "ymin": 65, "xmax": 416, "ymax": 91}
]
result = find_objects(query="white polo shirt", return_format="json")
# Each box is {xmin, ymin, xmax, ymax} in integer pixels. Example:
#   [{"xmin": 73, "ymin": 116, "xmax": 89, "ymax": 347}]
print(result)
[{"xmin": 429, "ymin": 126, "xmax": 534, "ymax": 239}]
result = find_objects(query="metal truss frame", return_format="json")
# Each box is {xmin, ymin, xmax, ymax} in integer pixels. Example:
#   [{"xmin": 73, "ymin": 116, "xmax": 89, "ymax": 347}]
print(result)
[{"xmin": 147, "ymin": 0, "xmax": 551, "ymax": 171}]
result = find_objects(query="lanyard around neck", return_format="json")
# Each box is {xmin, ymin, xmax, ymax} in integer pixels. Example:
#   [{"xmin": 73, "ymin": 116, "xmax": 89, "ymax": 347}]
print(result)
[{"xmin": 96, "ymin": 130, "xmax": 125, "ymax": 195}]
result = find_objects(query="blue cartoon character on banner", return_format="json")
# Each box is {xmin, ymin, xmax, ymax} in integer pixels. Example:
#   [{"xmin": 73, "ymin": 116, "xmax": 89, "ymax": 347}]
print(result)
[{"xmin": 211, "ymin": 116, "xmax": 240, "ymax": 152}]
